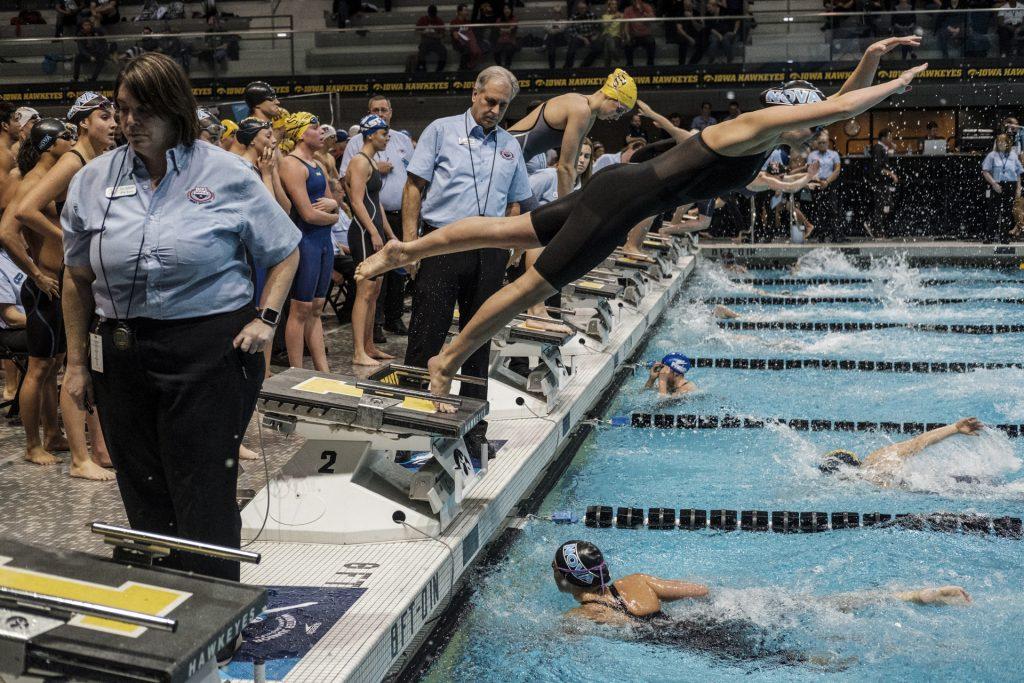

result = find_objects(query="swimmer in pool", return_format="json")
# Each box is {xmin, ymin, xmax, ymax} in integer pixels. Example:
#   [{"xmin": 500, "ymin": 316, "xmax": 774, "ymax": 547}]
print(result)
[
  {"xmin": 553, "ymin": 540, "xmax": 971, "ymax": 662},
  {"xmin": 818, "ymin": 417, "xmax": 984, "ymax": 487},
  {"xmin": 644, "ymin": 353, "xmax": 696, "ymax": 396}
]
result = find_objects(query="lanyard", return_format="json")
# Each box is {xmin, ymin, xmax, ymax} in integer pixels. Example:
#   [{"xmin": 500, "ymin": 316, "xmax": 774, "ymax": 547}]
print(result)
[{"xmin": 464, "ymin": 112, "xmax": 499, "ymax": 217}]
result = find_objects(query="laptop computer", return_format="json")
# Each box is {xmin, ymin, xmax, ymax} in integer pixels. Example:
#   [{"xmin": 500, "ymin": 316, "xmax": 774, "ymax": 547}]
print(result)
[{"xmin": 922, "ymin": 139, "xmax": 948, "ymax": 156}]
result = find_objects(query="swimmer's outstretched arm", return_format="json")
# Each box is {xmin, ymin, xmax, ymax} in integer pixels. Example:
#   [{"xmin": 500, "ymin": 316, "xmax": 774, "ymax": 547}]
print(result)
[
  {"xmin": 746, "ymin": 171, "xmax": 814, "ymax": 194},
  {"xmin": 642, "ymin": 574, "xmax": 709, "ymax": 601},
  {"xmin": 862, "ymin": 417, "xmax": 983, "ymax": 469},
  {"xmin": 703, "ymin": 63, "xmax": 927, "ymax": 156},
  {"xmin": 836, "ymin": 36, "xmax": 922, "ymax": 96},
  {"xmin": 637, "ymin": 100, "xmax": 694, "ymax": 144},
  {"xmin": 830, "ymin": 585, "xmax": 971, "ymax": 610}
]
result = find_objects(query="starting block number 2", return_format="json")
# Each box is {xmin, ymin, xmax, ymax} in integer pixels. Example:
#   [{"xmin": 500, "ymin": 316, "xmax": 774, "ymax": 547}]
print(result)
[{"xmin": 318, "ymin": 450, "xmax": 338, "ymax": 474}]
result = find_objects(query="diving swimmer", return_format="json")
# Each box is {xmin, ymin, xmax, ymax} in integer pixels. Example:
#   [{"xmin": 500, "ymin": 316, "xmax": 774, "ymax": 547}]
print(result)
[
  {"xmin": 644, "ymin": 353, "xmax": 696, "ymax": 396},
  {"xmin": 818, "ymin": 417, "xmax": 985, "ymax": 487},
  {"xmin": 357, "ymin": 37, "xmax": 927, "ymax": 409},
  {"xmin": 553, "ymin": 540, "xmax": 970, "ymax": 662}
]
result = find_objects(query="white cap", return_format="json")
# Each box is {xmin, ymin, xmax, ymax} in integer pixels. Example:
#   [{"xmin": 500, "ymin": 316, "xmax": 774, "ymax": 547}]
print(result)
[
  {"xmin": 320, "ymin": 124, "xmax": 337, "ymax": 139},
  {"xmin": 348, "ymin": 124, "xmax": 360, "ymax": 139},
  {"xmin": 14, "ymin": 107, "xmax": 40, "ymax": 126}
]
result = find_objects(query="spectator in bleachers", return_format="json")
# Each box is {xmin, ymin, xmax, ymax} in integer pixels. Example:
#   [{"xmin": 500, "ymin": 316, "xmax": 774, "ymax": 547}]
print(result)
[
  {"xmin": 891, "ymin": 0, "xmax": 920, "ymax": 58},
  {"xmin": 89, "ymin": 0, "xmax": 120, "ymax": 26},
  {"xmin": 827, "ymin": 0, "xmax": 856, "ymax": 32},
  {"xmin": 703, "ymin": 0, "xmax": 739, "ymax": 62},
  {"xmin": 690, "ymin": 101, "xmax": 716, "ymax": 131},
  {"xmin": 416, "ymin": 5, "xmax": 448, "ymax": 72},
  {"xmin": 625, "ymin": 112, "xmax": 649, "ymax": 141},
  {"xmin": 596, "ymin": 0, "xmax": 626, "ymax": 66},
  {"xmin": 726, "ymin": 101, "xmax": 741, "ymax": 119},
  {"xmin": 72, "ymin": 19, "xmax": 109, "ymax": 83},
  {"xmin": 966, "ymin": 0, "xmax": 995, "ymax": 57},
  {"xmin": 623, "ymin": 0, "xmax": 657, "ymax": 66},
  {"xmin": 563, "ymin": 0, "xmax": 601, "ymax": 67},
  {"xmin": 997, "ymin": 0, "xmax": 1024, "ymax": 57},
  {"xmin": 55, "ymin": 0, "xmax": 85, "ymax": 38},
  {"xmin": 864, "ymin": 0, "xmax": 887, "ymax": 37},
  {"xmin": 199, "ymin": 14, "xmax": 231, "ymax": 77},
  {"xmin": 591, "ymin": 138, "xmax": 644, "ymax": 172},
  {"xmin": 493, "ymin": 5, "xmax": 520, "ymax": 67},
  {"xmin": 452, "ymin": 4, "xmax": 483, "ymax": 69},
  {"xmin": 935, "ymin": 0, "xmax": 965, "ymax": 58},
  {"xmin": 662, "ymin": 0, "xmax": 699, "ymax": 64}
]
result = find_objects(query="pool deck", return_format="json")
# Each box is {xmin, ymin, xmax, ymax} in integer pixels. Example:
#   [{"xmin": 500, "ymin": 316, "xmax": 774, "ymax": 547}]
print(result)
[
  {"xmin": 701, "ymin": 240, "xmax": 1024, "ymax": 264},
  {"xmin": 226, "ymin": 254, "xmax": 694, "ymax": 682}
]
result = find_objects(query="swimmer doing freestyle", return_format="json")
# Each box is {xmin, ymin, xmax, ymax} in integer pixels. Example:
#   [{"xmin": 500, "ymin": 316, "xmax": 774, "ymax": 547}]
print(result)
[
  {"xmin": 553, "ymin": 541, "xmax": 970, "ymax": 663},
  {"xmin": 358, "ymin": 37, "xmax": 926, "ymax": 409}
]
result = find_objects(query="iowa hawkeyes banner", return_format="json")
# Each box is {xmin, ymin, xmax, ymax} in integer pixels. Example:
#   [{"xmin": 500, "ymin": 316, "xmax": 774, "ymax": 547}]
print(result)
[{"xmin": 0, "ymin": 63, "xmax": 1018, "ymax": 104}]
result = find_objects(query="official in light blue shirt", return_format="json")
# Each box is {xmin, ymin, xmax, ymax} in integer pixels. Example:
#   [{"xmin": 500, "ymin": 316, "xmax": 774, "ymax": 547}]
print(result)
[
  {"xmin": 0, "ymin": 250, "xmax": 26, "ymax": 330},
  {"xmin": 63, "ymin": 141, "xmax": 300, "ymax": 320},
  {"xmin": 406, "ymin": 108, "xmax": 531, "ymax": 228},
  {"xmin": 807, "ymin": 148, "xmax": 841, "ymax": 181},
  {"xmin": 61, "ymin": 53, "xmax": 300, "ymax": 583}
]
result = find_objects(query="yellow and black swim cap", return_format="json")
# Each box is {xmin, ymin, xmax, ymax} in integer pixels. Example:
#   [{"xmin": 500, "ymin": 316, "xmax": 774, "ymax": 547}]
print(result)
[
  {"xmin": 819, "ymin": 449, "xmax": 861, "ymax": 474},
  {"xmin": 601, "ymin": 69, "xmax": 637, "ymax": 110}
]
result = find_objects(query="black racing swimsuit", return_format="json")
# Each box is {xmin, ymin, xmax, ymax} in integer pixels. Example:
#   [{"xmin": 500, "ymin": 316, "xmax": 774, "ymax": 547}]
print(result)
[{"xmin": 531, "ymin": 132, "xmax": 768, "ymax": 288}]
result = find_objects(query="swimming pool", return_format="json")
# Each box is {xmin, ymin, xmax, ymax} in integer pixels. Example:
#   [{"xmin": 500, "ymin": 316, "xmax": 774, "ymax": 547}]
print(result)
[{"xmin": 420, "ymin": 251, "xmax": 1024, "ymax": 682}]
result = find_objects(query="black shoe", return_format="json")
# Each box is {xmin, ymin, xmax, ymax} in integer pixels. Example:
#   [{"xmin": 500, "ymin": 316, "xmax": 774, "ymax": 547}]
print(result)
[
  {"xmin": 464, "ymin": 430, "xmax": 496, "ymax": 461},
  {"xmin": 384, "ymin": 320, "xmax": 409, "ymax": 335},
  {"xmin": 373, "ymin": 325, "xmax": 388, "ymax": 344}
]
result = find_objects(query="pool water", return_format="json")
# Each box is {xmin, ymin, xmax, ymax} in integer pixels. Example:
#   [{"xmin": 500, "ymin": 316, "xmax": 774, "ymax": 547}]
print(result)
[{"xmin": 422, "ymin": 251, "xmax": 1024, "ymax": 682}]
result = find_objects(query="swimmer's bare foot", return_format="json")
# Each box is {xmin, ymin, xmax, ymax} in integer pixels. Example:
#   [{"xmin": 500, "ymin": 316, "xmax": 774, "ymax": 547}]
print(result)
[
  {"xmin": 45, "ymin": 435, "xmax": 70, "ymax": 452},
  {"xmin": 523, "ymin": 318, "xmax": 572, "ymax": 335},
  {"xmin": 92, "ymin": 450, "xmax": 113, "ymax": 468},
  {"xmin": 238, "ymin": 444, "xmax": 259, "ymax": 461},
  {"xmin": 70, "ymin": 459, "xmax": 116, "ymax": 481},
  {"xmin": 25, "ymin": 446, "xmax": 60, "ymax": 466},
  {"xmin": 352, "ymin": 354, "xmax": 382, "ymax": 367},
  {"xmin": 427, "ymin": 355, "xmax": 457, "ymax": 413},
  {"xmin": 368, "ymin": 347, "xmax": 396, "ymax": 360},
  {"xmin": 356, "ymin": 239, "xmax": 406, "ymax": 283}
]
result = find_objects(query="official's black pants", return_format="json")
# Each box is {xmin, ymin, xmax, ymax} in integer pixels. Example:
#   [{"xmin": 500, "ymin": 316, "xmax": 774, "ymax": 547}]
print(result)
[
  {"xmin": 404, "ymin": 243, "xmax": 508, "ymax": 404},
  {"xmin": 986, "ymin": 181, "xmax": 1017, "ymax": 242},
  {"xmin": 91, "ymin": 307, "xmax": 263, "ymax": 581},
  {"xmin": 375, "ymin": 211, "xmax": 408, "ymax": 329}
]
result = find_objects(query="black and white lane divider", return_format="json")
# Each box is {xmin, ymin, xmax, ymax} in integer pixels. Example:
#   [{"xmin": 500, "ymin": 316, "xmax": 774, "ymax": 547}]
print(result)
[
  {"xmin": 718, "ymin": 321, "xmax": 1024, "ymax": 334},
  {"xmin": 683, "ymin": 356, "xmax": 1024, "ymax": 373}
]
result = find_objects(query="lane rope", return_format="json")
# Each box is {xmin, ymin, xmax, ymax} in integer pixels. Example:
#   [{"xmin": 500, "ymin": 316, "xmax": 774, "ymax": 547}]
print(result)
[
  {"xmin": 683, "ymin": 356, "xmax": 1024, "ymax": 373},
  {"xmin": 703, "ymin": 296, "xmax": 1024, "ymax": 306},
  {"xmin": 718, "ymin": 321, "xmax": 1024, "ymax": 334},
  {"xmin": 735, "ymin": 277, "xmax": 1024, "ymax": 287}
]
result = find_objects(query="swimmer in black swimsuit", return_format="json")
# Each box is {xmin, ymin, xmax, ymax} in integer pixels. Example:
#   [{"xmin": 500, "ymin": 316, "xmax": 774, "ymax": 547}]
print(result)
[
  {"xmin": 553, "ymin": 541, "xmax": 971, "ymax": 664},
  {"xmin": 358, "ymin": 37, "xmax": 927, "ymax": 407},
  {"xmin": 818, "ymin": 417, "xmax": 985, "ymax": 487}
]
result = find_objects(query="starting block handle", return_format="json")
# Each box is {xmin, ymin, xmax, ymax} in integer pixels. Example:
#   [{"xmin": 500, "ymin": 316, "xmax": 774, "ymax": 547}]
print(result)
[
  {"xmin": 356, "ymin": 381, "xmax": 464, "ymax": 408},
  {"xmin": 91, "ymin": 523, "xmax": 261, "ymax": 564},
  {"xmin": 514, "ymin": 313, "xmax": 582, "ymax": 334},
  {"xmin": 0, "ymin": 585, "xmax": 178, "ymax": 632},
  {"xmin": 382, "ymin": 363, "xmax": 488, "ymax": 387}
]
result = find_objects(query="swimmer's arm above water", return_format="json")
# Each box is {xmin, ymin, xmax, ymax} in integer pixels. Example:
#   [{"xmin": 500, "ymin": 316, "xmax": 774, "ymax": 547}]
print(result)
[
  {"xmin": 830, "ymin": 585, "xmax": 971, "ymax": 610},
  {"xmin": 835, "ymin": 36, "xmax": 922, "ymax": 96},
  {"xmin": 862, "ymin": 418, "xmax": 983, "ymax": 469},
  {"xmin": 642, "ymin": 574, "xmax": 709, "ymax": 601}
]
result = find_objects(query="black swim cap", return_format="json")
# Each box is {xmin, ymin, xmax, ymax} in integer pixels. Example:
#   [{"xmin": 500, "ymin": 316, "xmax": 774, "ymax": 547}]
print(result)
[
  {"xmin": 818, "ymin": 449, "xmax": 861, "ymax": 475},
  {"xmin": 244, "ymin": 81, "xmax": 278, "ymax": 109},
  {"xmin": 236, "ymin": 117, "xmax": 272, "ymax": 146},
  {"xmin": 554, "ymin": 541, "xmax": 610, "ymax": 589},
  {"xmin": 30, "ymin": 118, "xmax": 72, "ymax": 153},
  {"xmin": 760, "ymin": 80, "xmax": 825, "ymax": 108}
]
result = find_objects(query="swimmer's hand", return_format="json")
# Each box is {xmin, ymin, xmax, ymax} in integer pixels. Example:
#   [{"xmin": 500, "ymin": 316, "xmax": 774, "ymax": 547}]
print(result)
[
  {"xmin": 894, "ymin": 63, "xmax": 928, "ymax": 94},
  {"xmin": 897, "ymin": 586, "xmax": 971, "ymax": 606},
  {"xmin": 955, "ymin": 417, "xmax": 983, "ymax": 436},
  {"xmin": 866, "ymin": 35, "xmax": 922, "ymax": 59}
]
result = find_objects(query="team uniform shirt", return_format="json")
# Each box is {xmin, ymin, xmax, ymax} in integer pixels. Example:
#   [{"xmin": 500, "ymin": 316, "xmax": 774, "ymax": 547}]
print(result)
[
  {"xmin": 407, "ymin": 110, "xmax": 531, "ymax": 227},
  {"xmin": 762, "ymin": 148, "xmax": 787, "ymax": 174},
  {"xmin": 592, "ymin": 151, "xmax": 622, "ymax": 174},
  {"xmin": 982, "ymin": 151, "xmax": 1024, "ymax": 183},
  {"xmin": 690, "ymin": 114, "xmax": 717, "ymax": 131},
  {"xmin": 528, "ymin": 167, "xmax": 581, "ymax": 205},
  {"xmin": 526, "ymin": 152, "xmax": 548, "ymax": 174},
  {"xmin": 63, "ymin": 141, "xmax": 301, "ymax": 320},
  {"xmin": 807, "ymin": 149, "xmax": 841, "ymax": 180},
  {"xmin": 0, "ymin": 251, "xmax": 26, "ymax": 328},
  {"xmin": 338, "ymin": 129, "xmax": 414, "ymax": 212},
  {"xmin": 333, "ymin": 209, "xmax": 353, "ymax": 254}
]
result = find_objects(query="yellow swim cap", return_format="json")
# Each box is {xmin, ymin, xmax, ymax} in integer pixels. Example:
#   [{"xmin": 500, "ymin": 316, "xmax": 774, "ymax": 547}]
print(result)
[
  {"xmin": 283, "ymin": 111, "xmax": 319, "ymax": 143},
  {"xmin": 220, "ymin": 119, "xmax": 238, "ymax": 141},
  {"xmin": 271, "ymin": 107, "xmax": 290, "ymax": 130},
  {"xmin": 601, "ymin": 69, "xmax": 637, "ymax": 110}
]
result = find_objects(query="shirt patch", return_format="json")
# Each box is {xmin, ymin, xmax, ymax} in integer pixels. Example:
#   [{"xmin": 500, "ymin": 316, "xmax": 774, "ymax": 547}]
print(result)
[
  {"xmin": 187, "ymin": 186, "xmax": 215, "ymax": 204},
  {"xmin": 13, "ymin": 273, "xmax": 24, "ymax": 285},
  {"xmin": 500, "ymin": 148, "xmax": 515, "ymax": 161}
]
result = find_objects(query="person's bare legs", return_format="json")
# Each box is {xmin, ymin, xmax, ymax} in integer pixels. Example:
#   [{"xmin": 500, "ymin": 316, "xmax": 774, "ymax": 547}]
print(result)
[
  {"xmin": 351, "ymin": 278, "xmax": 381, "ymax": 366},
  {"xmin": 357, "ymin": 213, "xmax": 540, "ymax": 282},
  {"xmin": 520, "ymin": 248, "xmax": 571, "ymax": 334},
  {"xmin": 21, "ymin": 357, "xmax": 60, "ymax": 465},
  {"xmin": 2, "ymin": 359, "xmax": 19, "ymax": 402},
  {"xmin": 365, "ymin": 288, "xmax": 394, "ymax": 361},
  {"xmin": 63, "ymin": 383, "xmax": 114, "ymax": 480},
  {"xmin": 285, "ymin": 299, "xmax": 314, "ymax": 370},
  {"xmin": 427, "ymin": 268, "xmax": 557, "ymax": 412},
  {"xmin": 88, "ymin": 410, "xmax": 112, "ymax": 467},
  {"xmin": 622, "ymin": 217, "xmax": 655, "ymax": 256},
  {"xmin": 42, "ymin": 361, "xmax": 67, "ymax": 452},
  {"xmin": 304, "ymin": 297, "xmax": 330, "ymax": 372}
]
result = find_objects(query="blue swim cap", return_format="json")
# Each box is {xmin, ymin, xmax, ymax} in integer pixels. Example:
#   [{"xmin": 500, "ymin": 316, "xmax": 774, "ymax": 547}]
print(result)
[
  {"xmin": 359, "ymin": 114, "xmax": 389, "ymax": 136},
  {"xmin": 661, "ymin": 353, "xmax": 691, "ymax": 375}
]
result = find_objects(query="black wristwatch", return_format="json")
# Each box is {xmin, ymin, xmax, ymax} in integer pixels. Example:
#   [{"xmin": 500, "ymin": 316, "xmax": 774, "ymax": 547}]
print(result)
[{"xmin": 257, "ymin": 307, "xmax": 281, "ymax": 327}]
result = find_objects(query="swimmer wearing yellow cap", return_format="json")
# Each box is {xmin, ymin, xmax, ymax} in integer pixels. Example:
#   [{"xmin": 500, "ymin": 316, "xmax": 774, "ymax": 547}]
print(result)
[
  {"xmin": 219, "ymin": 118, "xmax": 239, "ymax": 151},
  {"xmin": 818, "ymin": 417, "xmax": 984, "ymax": 488}
]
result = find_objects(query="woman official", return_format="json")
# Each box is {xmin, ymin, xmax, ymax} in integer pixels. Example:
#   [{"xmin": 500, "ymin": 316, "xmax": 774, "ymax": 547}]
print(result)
[
  {"xmin": 981, "ymin": 133, "xmax": 1023, "ymax": 242},
  {"xmin": 61, "ymin": 53, "xmax": 300, "ymax": 581}
]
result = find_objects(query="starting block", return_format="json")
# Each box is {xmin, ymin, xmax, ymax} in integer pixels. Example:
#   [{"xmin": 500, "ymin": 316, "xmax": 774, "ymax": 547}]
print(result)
[
  {"xmin": 612, "ymin": 248, "xmax": 674, "ymax": 279},
  {"xmin": 642, "ymin": 234, "xmax": 682, "ymax": 262},
  {"xmin": 0, "ymin": 526, "xmax": 264, "ymax": 683},
  {"xmin": 487, "ymin": 316, "xmax": 573, "ymax": 418},
  {"xmin": 242, "ymin": 367, "xmax": 488, "ymax": 545},
  {"xmin": 591, "ymin": 267, "xmax": 647, "ymax": 304}
]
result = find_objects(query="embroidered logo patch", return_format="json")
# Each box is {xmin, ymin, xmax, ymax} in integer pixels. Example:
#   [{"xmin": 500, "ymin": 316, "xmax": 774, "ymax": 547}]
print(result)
[
  {"xmin": 187, "ymin": 186, "xmax": 215, "ymax": 204},
  {"xmin": 500, "ymin": 148, "xmax": 515, "ymax": 161}
]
